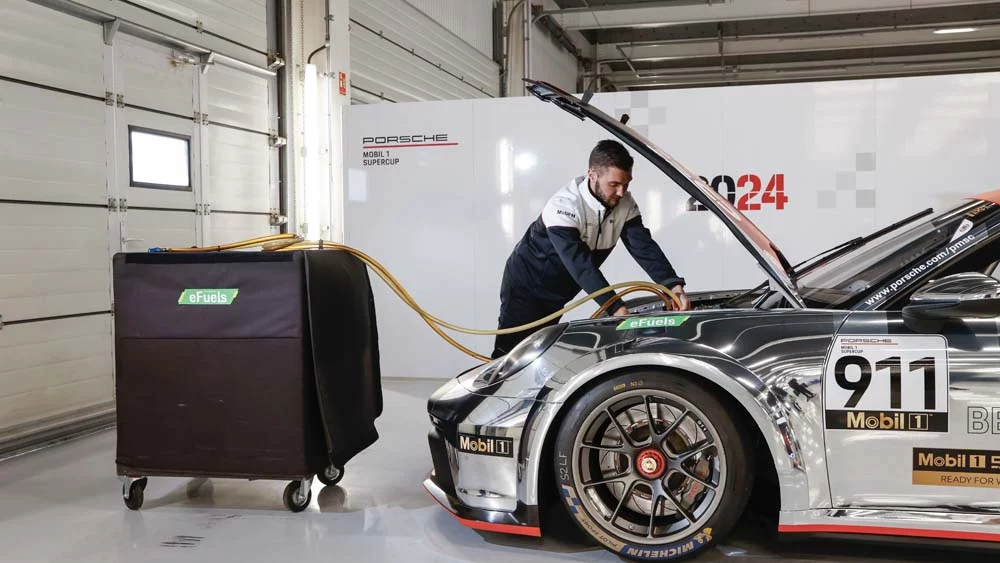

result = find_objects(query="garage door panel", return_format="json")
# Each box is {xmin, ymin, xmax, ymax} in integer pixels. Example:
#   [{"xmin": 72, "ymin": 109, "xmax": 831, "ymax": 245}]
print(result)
[
  {"xmin": 0, "ymin": 1, "xmax": 104, "ymax": 96},
  {"xmin": 207, "ymin": 213, "xmax": 274, "ymax": 246},
  {"xmin": 0, "ymin": 376, "xmax": 113, "ymax": 436},
  {"xmin": 0, "ymin": 206, "xmax": 111, "ymax": 321},
  {"xmin": 123, "ymin": 210, "xmax": 197, "ymax": 253},
  {"xmin": 208, "ymin": 126, "xmax": 270, "ymax": 212},
  {"xmin": 129, "ymin": 0, "xmax": 268, "ymax": 53},
  {"xmin": 208, "ymin": 65, "xmax": 270, "ymax": 132},
  {"xmin": 0, "ymin": 315, "xmax": 113, "ymax": 434},
  {"xmin": 118, "ymin": 34, "xmax": 196, "ymax": 116},
  {"xmin": 0, "ymin": 336, "xmax": 110, "ymax": 398},
  {"xmin": 0, "ymin": 82, "xmax": 106, "ymax": 205}
]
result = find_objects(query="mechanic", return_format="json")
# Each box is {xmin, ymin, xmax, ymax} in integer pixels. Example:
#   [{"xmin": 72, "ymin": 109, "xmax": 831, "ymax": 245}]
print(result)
[{"xmin": 491, "ymin": 139, "xmax": 690, "ymax": 359}]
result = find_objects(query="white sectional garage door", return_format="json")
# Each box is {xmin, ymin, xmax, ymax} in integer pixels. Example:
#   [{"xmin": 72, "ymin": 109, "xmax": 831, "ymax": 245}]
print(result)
[
  {"xmin": 0, "ymin": 3, "xmax": 115, "ymax": 449},
  {"xmin": 0, "ymin": 0, "xmax": 280, "ymax": 452}
]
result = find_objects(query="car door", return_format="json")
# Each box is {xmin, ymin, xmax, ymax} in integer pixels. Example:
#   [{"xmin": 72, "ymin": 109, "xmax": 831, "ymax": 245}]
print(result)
[{"xmin": 823, "ymin": 308, "xmax": 1000, "ymax": 508}]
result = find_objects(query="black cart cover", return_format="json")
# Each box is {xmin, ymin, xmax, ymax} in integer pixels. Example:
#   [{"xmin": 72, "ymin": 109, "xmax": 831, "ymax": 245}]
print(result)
[
  {"xmin": 304, "ymin": 251, "xmax": 383, "ymax": 467},
  {"xmin": 112, "ymin": 250, "xmax": 382, "ymax": 477}
]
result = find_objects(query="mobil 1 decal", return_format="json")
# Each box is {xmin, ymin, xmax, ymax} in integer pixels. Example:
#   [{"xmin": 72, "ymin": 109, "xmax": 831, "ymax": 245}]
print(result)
[{"xmin": 824, "ymin": 335, "xmax": 950, "ymax": 432}]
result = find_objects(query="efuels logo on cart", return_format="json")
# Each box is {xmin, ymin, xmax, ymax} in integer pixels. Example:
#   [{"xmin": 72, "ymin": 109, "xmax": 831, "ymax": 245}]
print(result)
[
  {"xmin": 178, "ymin": 289, "xmax": 239, "ymax": 305},
  {"xmin": 457, "ymin": 433, "xmax": 514, "ymax": 458}
]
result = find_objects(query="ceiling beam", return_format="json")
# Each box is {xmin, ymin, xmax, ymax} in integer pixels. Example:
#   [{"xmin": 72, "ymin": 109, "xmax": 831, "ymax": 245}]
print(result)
[
  {"xmin": 545, "ymin": 0, "xmax": 1000, "ymax": 31},
  {"xmin": 597, "ymin": 23, "xmax": 1000, "ymax": 61},
  {"xmin": 587, "ymin": 4, "xmax": 1000, "ymax": 45},
  {"xmin": 602, "ymin": 57, "xmax": 1000, "ymax": 88},
  {"xmin": 587, "ymin": 48, "xmax": 1000, "ymax": 76}
]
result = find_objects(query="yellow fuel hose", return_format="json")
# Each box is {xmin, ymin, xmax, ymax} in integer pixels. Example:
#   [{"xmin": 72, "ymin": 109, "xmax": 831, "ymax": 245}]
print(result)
[{"xmin": 158, "ymin": 234, "xmax": 680, "ymax": 362}]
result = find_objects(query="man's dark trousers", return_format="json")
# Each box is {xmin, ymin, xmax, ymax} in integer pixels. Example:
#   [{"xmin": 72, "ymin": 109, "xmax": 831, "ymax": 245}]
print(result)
[{"xmin": 491, "ymin": 292, "xmax": 565, "ymax": 359}]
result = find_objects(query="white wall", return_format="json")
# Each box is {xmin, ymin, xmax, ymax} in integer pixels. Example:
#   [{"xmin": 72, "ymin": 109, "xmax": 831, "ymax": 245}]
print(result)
[
  {"xmin": 529, "ymin": 28, "xmax": 579, "ymax": 94},
  {"xmin": 502, "ymin": 0, "xmax": 581, "ymax": 96},
  {"xmin": 405, "ymin": 0, "xmax": 495, "ymax": 59},
  {"xmin": 350, "ymin": 0, "xmax": 500, "ymax": 103},
  {"xmin": 343, "ymin": 72, "xmax": 1000, "ymax": 379},
  {"xmin": 530, "ymin": 0, "xmax": 580, "ymax": 93}
]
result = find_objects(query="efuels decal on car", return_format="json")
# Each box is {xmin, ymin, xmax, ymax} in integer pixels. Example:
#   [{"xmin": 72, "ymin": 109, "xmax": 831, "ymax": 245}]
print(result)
[{"xmin": 824, "ymin": 335, "xmax": 950, "ymax": 432}]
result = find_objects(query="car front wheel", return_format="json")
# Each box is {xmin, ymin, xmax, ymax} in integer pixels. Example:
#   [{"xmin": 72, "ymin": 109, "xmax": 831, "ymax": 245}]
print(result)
[{"xmin": 553, "ymin": 371, "xmax": 753, "ymax": 561}]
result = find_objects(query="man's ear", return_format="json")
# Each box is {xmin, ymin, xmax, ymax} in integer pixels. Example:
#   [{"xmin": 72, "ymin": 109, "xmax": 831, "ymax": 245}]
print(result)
[{"xmin": 587, "ymin": 166, "xmax": 601, "ymax": 183}]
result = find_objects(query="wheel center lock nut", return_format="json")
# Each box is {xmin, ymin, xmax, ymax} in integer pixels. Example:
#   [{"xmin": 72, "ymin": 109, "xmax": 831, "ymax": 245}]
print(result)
[{"xmin": 636, "ymin": 449, "xmax": 667, "ymax": 479}]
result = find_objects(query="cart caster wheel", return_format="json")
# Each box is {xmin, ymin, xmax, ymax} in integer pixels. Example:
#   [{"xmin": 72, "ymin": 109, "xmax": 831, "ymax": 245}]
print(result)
[
  {"xmin": 283, "ymin": 479, "xmax": 312, "ymax": 512},
  {"xmin": 123, "ymin": 477, "xmax": 147, "ymax": 510},
  {"xmin": 317, "ymin": 464, "xmax": 344, "ymax": 487}
]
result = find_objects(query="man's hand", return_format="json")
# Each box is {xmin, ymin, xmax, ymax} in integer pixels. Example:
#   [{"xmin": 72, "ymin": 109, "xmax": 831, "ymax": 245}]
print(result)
[
  {"xmin": 612, "ymin": 305, "xmax": 629, "ymax": 316},
  {"xmin": 672, "ymin": 285, "xmax": 691, "ymax": 311}
]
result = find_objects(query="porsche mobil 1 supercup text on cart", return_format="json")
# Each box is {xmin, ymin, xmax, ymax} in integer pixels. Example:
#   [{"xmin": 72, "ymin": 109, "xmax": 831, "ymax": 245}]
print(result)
[{"xmin": 424, "ymin": 80, "xmax": 1000, "ymax": 561}]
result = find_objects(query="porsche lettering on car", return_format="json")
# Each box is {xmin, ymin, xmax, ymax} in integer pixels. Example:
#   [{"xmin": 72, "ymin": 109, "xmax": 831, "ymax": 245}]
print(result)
[{"xmin": 423, "ymin": 80, "xmax": 1000, "ymax": 560}]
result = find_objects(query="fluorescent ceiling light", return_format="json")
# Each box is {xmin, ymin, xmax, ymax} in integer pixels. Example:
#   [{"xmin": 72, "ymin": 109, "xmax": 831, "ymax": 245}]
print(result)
[{"xmin": 933, "ymin": 27, "xmax": 978, "ymax": 34}]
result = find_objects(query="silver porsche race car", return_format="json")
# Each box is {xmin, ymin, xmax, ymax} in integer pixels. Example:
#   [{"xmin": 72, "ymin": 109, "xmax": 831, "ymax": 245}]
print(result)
[{"xmin": 423, "ymin": 79, "xmax": 1000, "ymax": 561}]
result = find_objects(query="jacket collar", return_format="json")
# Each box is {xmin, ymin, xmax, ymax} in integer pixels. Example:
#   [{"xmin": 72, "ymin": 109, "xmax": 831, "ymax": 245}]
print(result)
[{"xmin": 576, "ymin": 176, "xmax": 607, "ymax": 214}]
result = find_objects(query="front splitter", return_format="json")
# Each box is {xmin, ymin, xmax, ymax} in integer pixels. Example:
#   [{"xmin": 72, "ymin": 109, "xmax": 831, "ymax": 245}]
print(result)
[{"xmin": 423, "ymin": 473, "xmax": 541, "ymax": 537}]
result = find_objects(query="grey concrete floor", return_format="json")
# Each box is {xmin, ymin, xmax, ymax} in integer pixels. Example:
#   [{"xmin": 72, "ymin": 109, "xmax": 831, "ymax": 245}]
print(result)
[{"xmin": 0, "ymin": 378, "xmax": 990, "ymax": 562}]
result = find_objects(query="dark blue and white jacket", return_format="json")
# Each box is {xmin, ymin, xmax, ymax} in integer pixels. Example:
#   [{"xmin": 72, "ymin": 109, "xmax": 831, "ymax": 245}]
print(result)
[{"xmin": 501, "ymin": 176, "xmax": 685, "ymax": 309}]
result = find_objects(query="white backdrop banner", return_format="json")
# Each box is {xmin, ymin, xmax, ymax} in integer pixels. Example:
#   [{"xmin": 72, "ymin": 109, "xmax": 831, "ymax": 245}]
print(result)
[{"xmin": 343, "ymin": 72, "xmax": 1000, "ymax": 379}]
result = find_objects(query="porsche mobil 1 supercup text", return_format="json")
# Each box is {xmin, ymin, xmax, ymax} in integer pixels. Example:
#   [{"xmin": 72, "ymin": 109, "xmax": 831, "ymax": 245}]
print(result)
[
  {"xmin": 362, "ymin": 150, "xmax": 399, "ymax": 167},
  {"xmin": 361, "ymin": 134, "xmax": 452, "ymax": 166},
  {"xmin": 362, "ymin": 134, "xmax": 449, "ymax": 146}
]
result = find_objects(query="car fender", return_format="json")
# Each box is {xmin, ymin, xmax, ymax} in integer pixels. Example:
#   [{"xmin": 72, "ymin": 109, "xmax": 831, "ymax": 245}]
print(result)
[{"xmin": 520, "ymin": 342, "xmax": 812, "ymax": 512}]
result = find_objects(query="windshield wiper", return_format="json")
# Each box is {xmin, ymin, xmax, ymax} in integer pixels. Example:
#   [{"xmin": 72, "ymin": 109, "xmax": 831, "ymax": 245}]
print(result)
[
  {"xmin": 791, "ymin": 207, "xmax": 933, "ymax": 276},
  {"xmin": 727, "ymin": 207, "xmax": 934, "ymax": 306}
]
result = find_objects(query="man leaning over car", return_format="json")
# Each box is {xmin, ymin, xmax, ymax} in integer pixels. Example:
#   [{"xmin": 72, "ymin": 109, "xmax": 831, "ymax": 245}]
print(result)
[{"xmin": 491, "ymin": 139, "xmax": 690, "ymax": 359}]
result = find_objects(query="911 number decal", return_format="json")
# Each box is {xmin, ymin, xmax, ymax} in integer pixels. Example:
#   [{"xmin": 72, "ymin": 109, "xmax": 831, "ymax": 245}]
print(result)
[
  {"xmin": 687, "ymin": 174, "xmax": 788, "ymax": 212},
  {"xmin": 824, "ymin": 335, "xmax": 949, "ymax": 432}
]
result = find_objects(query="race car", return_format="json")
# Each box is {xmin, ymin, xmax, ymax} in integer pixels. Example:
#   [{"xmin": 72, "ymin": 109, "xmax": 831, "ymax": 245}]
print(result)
[{"xmin": 423, "ymin": 79, "xmax": 1000, "ymax": 561}]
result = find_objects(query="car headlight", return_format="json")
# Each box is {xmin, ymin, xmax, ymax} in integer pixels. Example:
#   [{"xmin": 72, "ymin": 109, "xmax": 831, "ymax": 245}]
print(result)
[{"xmin": 481, "ymin": 323, "xmax": 567, "ymax": 385}]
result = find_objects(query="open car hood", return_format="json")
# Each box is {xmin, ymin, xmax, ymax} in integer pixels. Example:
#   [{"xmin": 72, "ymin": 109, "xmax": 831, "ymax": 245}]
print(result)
[{"xmin": 525, "ymin": 79, "xmax": 804, "ymax": 308}]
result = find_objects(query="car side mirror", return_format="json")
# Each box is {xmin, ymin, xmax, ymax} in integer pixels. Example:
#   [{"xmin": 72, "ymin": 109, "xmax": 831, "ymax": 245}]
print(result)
[{"xmin": 902, "ymin": 272, "xmax": 1000, "ymax": 331}]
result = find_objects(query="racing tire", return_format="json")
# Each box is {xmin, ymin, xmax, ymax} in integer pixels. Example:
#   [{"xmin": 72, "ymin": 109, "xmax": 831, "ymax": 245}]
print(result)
[{"xmin": 553, "ymin": 371, "xmax": 753, "ymax": 562}]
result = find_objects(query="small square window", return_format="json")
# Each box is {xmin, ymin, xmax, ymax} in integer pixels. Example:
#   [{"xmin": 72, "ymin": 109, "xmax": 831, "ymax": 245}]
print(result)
[{"xmin": 128, "ymin": 126, "xmax": 192, "ymax": 190}]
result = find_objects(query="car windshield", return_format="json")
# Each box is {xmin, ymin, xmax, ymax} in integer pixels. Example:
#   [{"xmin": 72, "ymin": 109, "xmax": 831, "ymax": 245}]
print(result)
[{"xmin": 793, "ymin": 200, "xmax": 981, "ymax": 308}]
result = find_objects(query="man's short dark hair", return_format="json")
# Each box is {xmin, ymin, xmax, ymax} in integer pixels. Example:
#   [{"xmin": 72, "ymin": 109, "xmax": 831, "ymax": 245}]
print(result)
[{"xmin": 589, "ymin": 139, "xmax": 633, "ymax": 173}]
